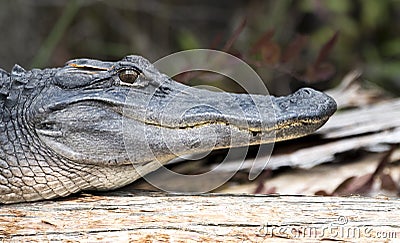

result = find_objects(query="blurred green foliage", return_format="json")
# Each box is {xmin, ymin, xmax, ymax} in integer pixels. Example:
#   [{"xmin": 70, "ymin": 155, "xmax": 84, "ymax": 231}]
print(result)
[{"xmin": 0, "ymin": 0, "xmax": 399, "ymax": 94}]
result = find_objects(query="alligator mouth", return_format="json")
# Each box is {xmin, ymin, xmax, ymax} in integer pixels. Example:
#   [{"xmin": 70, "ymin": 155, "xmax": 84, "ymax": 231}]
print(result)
[
  {"xmin": 139, "ymin": 115, "xmax": 331, "ymax": 141},
  {"xmin": 140, "ymin": 112, "xmax": 332, "ymax": 129}
]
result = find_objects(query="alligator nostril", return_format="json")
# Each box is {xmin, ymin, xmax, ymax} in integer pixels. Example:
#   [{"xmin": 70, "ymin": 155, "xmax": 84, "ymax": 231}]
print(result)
[
  {"xmin": 296, "ymin": 88, "xmax": 316, "ymax": 99},
  {"xmin": 302, "ymin": 88, "xmax": 312, "ymax": 95}
]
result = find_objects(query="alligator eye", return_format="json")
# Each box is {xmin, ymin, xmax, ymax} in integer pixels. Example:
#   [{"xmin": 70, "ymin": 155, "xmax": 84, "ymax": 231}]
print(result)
[{"xmin": 118, "ymin": 69, "xmax": 139, "ymax": 84}]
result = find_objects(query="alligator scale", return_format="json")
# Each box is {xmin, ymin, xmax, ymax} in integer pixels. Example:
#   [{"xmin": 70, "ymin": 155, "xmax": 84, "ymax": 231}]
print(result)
[{"xmin": 0, "ymin": 55, "xmax": 336, "ymax": 203}]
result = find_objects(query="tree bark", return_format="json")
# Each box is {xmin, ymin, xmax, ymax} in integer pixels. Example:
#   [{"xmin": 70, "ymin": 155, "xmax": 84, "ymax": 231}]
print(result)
[{"xmin": 1, "ymin": 190, "xmax": 399, "ymax": 242}]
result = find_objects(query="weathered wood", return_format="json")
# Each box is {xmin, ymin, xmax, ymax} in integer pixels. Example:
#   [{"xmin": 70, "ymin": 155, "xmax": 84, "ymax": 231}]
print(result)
[
  {"xmin": 0, "ymin": 191, "xmax": 399, "ymax": 242},
  {"xmin": 319, "ymin": 98, "xmax": 400, "ymax": 139}
]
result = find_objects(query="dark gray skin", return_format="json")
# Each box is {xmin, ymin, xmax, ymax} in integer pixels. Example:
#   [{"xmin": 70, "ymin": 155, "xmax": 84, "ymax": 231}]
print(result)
[{"xmin": 0, "ymin": 55, "xmax": 336, "ymax": 203}]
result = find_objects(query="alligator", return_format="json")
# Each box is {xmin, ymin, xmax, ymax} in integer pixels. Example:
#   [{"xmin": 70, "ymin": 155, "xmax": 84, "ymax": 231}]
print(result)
[{"xmin": 0, "ymin": 55, "xmax": 336, "ymax": 203}]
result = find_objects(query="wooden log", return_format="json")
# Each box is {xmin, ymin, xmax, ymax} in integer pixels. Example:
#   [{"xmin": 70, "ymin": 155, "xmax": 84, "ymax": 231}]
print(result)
[{"xmin": 1, "ymin": 191, "xmax": 399, "ymax": 242}]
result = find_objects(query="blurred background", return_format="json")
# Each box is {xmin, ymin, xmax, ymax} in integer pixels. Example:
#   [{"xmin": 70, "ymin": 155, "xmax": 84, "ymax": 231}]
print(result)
[
  {"xmin": 1, "ymin": 0, "xmax": 400, "ymax": 196},
  {"xmin": 0, "ymin": 0, "xmax": 399, "ymax": 95}
]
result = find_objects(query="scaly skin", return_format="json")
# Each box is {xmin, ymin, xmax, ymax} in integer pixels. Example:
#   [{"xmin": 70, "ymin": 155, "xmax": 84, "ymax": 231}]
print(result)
[{"xmin": 0, "ymin": 55, "xmax": 336, "ymax": 203}]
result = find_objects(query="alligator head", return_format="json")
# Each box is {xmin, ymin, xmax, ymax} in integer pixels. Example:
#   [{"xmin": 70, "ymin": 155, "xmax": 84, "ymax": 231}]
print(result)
[{"xmin": 0, "ymin": 55, "xmax": 336, "ymax": 203}]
